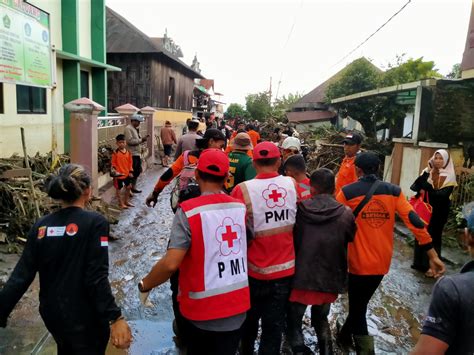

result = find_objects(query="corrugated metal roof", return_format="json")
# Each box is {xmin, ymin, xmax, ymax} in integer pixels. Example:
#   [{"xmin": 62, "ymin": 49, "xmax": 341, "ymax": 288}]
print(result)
[{"xmin": 287, "ymin": 110, "xmax": 336, "ymax": 123}]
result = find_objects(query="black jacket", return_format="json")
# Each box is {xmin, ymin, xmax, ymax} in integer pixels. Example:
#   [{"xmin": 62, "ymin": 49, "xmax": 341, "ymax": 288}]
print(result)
[
  {"xmin": 410, "ymin": 172, "xmax": 454, "ymax": 206},
  {"xmin": 0, "ymin": 207, "xmax": 121, "ymax": 330},
  {"xmin": 293, "ymin": 194, "xmax": 356, "ymax": 293},
  {"xmin": 410, "ymin": 171, "xmax": 454, "ymax": 221}
]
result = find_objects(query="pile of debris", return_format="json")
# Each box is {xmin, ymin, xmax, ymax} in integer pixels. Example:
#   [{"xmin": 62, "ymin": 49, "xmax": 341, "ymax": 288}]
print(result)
[
  {"xmin": 259, "ymin": 119, "xmax": 295, "ymax": 142},
  {"xmin": 301, "ymin": 126, "xmax": 393, "ymax": 174},
  {"xmin": 98, "ymin": 145, "xmax": 114, "ymax": 174},
  {"xmin": 0, "ymin": 152, "xmax": 118, "ymax": 250},
  {"xmin": 301, "ymin": 126, "xmax": 346, "ymax": 173}
]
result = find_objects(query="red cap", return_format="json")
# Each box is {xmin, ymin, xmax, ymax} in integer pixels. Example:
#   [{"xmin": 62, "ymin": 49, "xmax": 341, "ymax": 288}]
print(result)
[
  {"xmin": 253, "ymin": 142, "xmax": 281, "ymax": 160},
  {"xmin": 197, "ymin": 149, "xmax": 229, "ymax": 176}
]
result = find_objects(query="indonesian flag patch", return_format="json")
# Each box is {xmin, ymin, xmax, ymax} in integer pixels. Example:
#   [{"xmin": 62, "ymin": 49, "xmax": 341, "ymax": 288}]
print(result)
[{"xmin": 100, "ymin": 236, "xmax": 108, "ymax": 247}]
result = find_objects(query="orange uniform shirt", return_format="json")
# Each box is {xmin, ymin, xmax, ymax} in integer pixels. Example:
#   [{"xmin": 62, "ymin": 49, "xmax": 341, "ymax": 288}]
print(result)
[
  {"xmin": 111, "ymin": 149, "xmax": 133, "ymax": 179},
  {"xmin": 247, "ymin": 130, "xmax": 261, "ymax": 148},
  {"xmin": 336, "ymin": 178, "xmax": 432, "ymax": 276},
  {"xmin": 335, "ymin": 156, "xmax": 357, "ymax": 196}
]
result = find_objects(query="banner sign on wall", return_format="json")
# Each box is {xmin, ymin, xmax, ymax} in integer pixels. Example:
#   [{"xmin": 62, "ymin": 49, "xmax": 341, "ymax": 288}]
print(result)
[{"xmin": 0, "ymin": 0, "xmax": 51, "ymax": 87}]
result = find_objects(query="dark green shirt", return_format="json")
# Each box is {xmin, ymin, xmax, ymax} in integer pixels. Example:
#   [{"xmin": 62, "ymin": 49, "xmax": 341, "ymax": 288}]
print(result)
[{"xmin": 225, "ymin": 151, "xmax": 256, "ymax": 193}]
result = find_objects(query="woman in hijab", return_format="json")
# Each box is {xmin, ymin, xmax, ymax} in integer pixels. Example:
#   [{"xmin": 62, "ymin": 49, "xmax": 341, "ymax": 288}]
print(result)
[{"xmin": 411, "ymin": 149, "xmax": 457, "ymax": 277}]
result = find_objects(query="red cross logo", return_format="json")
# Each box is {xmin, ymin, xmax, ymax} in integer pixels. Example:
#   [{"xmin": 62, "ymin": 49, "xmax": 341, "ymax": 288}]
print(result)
[
  {"xmin": 222, "ymin": 225, "xmax": 238, "ymax": 248},
  {"xmin": 262, "ymin": 183, "xmax": 287, "ymax": 208},
  {"xmin": 215, "ymin": 217, "xmax": 242, "ymax": 256},
  {"xmin": 268, "ymin": 189, "xmax": 282, "ymax": 202}
]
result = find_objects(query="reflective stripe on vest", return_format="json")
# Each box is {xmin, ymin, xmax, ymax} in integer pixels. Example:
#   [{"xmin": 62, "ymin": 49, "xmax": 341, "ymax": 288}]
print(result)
[
  {"xmin": 189, "ymin": 279, "xmax": 249, "ymax": 299},
  {"xmin": 248, "ymin": 260, "xmax": 295, "ymax": 275},
  {"xmin": 184, "ymin": 202, "xmax": 246, "ymax": 218}
]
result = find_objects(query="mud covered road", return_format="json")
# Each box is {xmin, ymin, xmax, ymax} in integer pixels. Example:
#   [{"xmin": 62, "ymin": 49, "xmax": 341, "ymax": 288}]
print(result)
[{"xmin": 0, "ymin": 165, "xmax": 470, "ymax": 354}]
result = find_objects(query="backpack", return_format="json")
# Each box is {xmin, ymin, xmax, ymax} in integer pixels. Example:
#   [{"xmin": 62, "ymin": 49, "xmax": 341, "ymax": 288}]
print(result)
[{"xmin": 170, "ymin": 150, "xmax": 199, "ymax": 212}]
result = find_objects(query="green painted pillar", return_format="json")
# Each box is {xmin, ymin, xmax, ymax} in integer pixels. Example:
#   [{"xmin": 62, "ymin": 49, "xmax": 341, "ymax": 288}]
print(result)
[
  {"xmin": 91, "ymin": 0, "xmax": 105, "ymax": 62},
  {"xmin": 62, "ymin": 61, "xmax": 80, "ymax": 153},
  {"xmin": 92, "ymin": 68, "xmax": 107, "ymax": 113},
  {"xmin": 62, "ymin": 0, "xmax": 79, "ymax": 153},
  {"xmin": 61, "ymin": 0, "xmax": 79, "ymax": 54},
  {"xmin": 91, "ymin": 0, "xmax": 107, "ymax": 114}
]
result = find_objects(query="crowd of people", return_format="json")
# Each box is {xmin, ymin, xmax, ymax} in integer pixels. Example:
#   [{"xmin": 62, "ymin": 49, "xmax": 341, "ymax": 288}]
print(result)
[{"xmin": 0, "ymin": 115, "xmax": 473, "ymax": 355}]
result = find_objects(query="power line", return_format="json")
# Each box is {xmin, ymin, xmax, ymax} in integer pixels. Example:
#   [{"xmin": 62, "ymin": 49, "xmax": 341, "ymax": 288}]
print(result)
[
  {"xmin": 275, "ymin": 0, "xmax": 304, "ymax": 101},
  {"xmin": 330, "ymin": 0, "xmax": 412, "ymax": 69}
]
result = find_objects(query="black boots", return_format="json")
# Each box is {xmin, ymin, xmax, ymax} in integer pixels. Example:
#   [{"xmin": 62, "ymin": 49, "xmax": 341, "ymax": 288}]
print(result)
[
  {"xmin": 314, "ymin": 320, "xmax": 333, "ymax": 355},
  {"xmin": 336, "ymin": 319, "xmax": 354, "ymax": 352}
]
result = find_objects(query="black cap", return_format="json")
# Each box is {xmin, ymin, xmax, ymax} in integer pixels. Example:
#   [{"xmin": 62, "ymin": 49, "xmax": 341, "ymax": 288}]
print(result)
[
  {"xmin": 355, "ymin": 152, "xmax": 380, "ymax": 172},
  {"xmin": 196, "ymin": 128, "xmax": 226, "ymax": 149},
  {"xmin": 343, "ymin": 132, "xmax": 363, "ymax": 145},
  {"xmin": 203, "ymin": 128, "xmax": 226, "ymax": 141}
]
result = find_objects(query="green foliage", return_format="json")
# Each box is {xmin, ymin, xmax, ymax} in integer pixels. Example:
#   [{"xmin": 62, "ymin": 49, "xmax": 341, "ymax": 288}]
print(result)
[
  {"xmin": 245, "ymin": 91, "xmax": 271, "ymax": 121},
  {"xmin": 446, "ymin": 63, "xmax": 462, "ymax": 79},
  {"xmin": 381, "ymin": 56, "xmax": 442, "ymax": 86},
  {"xmin": 228, "ymin": 91, "xmax": 302, "ymax": 123},
  {"xmin": 326, "ymin": 56, "xmax": 442, "ymax": 138},
  {"xmin": 271, "ymin": 92, "xmax": 302, "ymax": 122},
  {"xmin": 430, "ymin": 79, "xmax": 474, "ymax": 144},
  {"xmin": 325, "ymin": 58, "xmax": 381, "ymax": 101},
  {"xmin": 225, "ymin": 103, "xmax": 249, "ymax": 119}
]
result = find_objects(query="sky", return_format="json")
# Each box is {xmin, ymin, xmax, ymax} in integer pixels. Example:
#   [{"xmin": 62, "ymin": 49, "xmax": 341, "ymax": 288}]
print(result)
[{"xmin": 106, "ymin": 0, "xmax": 472, "ymax": 106}]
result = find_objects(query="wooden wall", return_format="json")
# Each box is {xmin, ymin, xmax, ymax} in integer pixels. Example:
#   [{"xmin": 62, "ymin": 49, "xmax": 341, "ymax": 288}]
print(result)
[
  {"xmin": 149, "ymin": 55, "xmax": 194, "ymax": 111},
  {"xmin": 107, "ymin": 53, "xmax": 152, "ymax": 111},
  {"xmin": 107, "ymin": 53, "xmax": 195, "ymax": 112}
]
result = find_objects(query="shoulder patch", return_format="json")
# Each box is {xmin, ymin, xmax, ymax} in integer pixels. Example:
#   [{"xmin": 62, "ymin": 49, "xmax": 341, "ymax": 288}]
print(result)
[
  {"xmin": 37, "ymin": 226, "xmax": 46, "ymax": 239},
  {"xmin": 100, "ymin": 236, "xmax": 108, "ymax": 247},
  {"xmin": 47, "ymin": 226, "xmax": 66, "ymax": 237},
  {"xmin": 66, "ymin": 223, "xmax": 78, "ymax": 236}
]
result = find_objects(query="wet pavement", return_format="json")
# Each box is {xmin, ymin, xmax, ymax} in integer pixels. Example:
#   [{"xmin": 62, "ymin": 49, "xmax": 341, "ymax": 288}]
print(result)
[{"xmin": 0, "ymin": 165, "xmax": 471, "ymax": 354}]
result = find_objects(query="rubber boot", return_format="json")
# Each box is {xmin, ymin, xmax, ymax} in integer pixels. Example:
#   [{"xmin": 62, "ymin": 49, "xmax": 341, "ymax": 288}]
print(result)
[
  {"xmin": 353, "ymin": 335, "xmax": 375, "ymax": 355},
  {"xmin": 292, "ymin": 344, "xmax": 313, "ymax": 355},
  {"xmin": 286, "ymin": 303, "xmax": 310, "ymax": 354},
  {"xmin": 314, "ymin": 320, "xmax": 334, "ymax": 355},
  {"xmin": 335, "ymin": 319, "xmax": 353, "ymax": 353}
]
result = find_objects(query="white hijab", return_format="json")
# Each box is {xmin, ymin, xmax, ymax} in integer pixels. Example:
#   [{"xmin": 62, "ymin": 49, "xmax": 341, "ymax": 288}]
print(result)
[{"xmin": 427, "ymin": 149, "xmax": 457, "ymax": 189}]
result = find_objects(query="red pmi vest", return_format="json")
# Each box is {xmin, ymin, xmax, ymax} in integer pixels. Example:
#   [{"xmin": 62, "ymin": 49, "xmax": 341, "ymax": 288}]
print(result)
[
  {"xmin": 178, "ymin": 193, "xmax": 250, "ymax": 321},
  {"xmin": 240, "ymin": 175, "xmax": 297, "ymax": 280}
]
